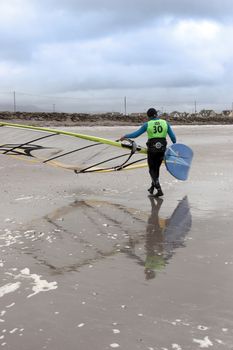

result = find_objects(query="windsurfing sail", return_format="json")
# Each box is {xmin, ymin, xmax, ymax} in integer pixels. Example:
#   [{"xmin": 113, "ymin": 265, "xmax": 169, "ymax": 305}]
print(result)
[
  {"xmin": 0, "ymin": 122, "xmax": 147, "ymax": 173},
  {"xmin": 164, "ymin": 143, "xmax": 193, "ymax": 180}
]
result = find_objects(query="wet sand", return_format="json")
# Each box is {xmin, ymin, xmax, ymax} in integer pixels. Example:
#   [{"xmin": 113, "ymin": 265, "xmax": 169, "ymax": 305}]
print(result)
[{"xmin": 1, "ymin": 125, "xmax": 233, "ymax": 349}]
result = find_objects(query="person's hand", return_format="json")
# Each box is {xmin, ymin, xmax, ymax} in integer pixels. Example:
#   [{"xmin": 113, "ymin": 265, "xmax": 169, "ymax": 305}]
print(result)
[{"xmin": 116, "ymin": 136, "xmax": 126, "ymax": 142}]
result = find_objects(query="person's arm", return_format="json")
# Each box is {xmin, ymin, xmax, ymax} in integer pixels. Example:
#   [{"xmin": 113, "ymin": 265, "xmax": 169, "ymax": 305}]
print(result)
[
  {"xmin": 167, "ymin": 123, "xmax": 176, "ymax": 143},
  {"xmin": 120, "ymin": 122, "xmax": 147, "ymax": 140}
]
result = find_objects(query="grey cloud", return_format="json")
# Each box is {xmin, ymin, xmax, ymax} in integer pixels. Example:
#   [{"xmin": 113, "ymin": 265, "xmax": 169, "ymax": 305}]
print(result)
[
  {"xmin": 0, "ymin": 0, "xmax": 233, "ymax": 113},
  {"xmin": 20, "ymin": 0, "xmax": 232, "ymax": 47},
  {"xmin": 1, "ymin": 0, "xmax": 232, "ymax": 65},
  {"xmin": 47, "ymin": 0, "xmax": 233, "ymax": 21}
]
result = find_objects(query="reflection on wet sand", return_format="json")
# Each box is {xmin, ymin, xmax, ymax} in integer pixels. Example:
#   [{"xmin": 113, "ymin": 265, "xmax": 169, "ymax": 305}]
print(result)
[
  {"xmin": 144, "ymin": 197, "xmax": 166, "ymax": 280},
  {"xmin": 122, "ymin": 196, "xmax": 192, "ymax": 280},
  {"xmin": 13, "ymin": 199, "xmax": 148, "ymax": 274},
  {"xmin": 11, "ymin": 197, "xmax": 191, "ymax": 279},
  {"xmin": 145, "ymin": 195, "xmax": 192, "ymax": 279}
]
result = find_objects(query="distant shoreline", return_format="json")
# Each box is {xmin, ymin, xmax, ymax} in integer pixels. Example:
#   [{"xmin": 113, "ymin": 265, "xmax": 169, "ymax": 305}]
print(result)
[{"xmin": 1, "ymin": 111, "xmax": 233, "ymax": 126}]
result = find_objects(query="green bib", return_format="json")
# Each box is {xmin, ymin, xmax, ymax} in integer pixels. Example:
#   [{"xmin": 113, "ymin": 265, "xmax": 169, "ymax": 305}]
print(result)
[{"xmin": 147, "ymin": 119, "xmax": 168, "ymax": 139}]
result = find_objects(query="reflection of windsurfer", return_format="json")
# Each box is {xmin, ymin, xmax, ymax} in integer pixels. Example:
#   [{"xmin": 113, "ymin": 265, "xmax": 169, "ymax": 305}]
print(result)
[
  {"xmin": 144, "ymin": 197, "xmax": 167, "ymax": 279},
  {"xmin": 144, "ymin": 195, "xmax": 192, "ymax": 280}
]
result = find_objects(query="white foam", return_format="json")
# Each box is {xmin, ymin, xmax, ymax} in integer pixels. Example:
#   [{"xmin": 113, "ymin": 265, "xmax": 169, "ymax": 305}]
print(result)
[
  {"xmin": 77, "ymin": 323, "xmax": 85, "ymax": 328},
  {"xmin": 19, "ymin": 268, "xmax": 58, "ymax": 298},
  {"xmin": 6, "ymin": 303, "xmax": 15, "ymax": 308},
  {"xmin": 0, "ymin": 230, "xmax": 22, "ymax": 248},
  {"xmin": 6, "ymin": 268, "xmax": 58, "ymax": 298},
  {"xmin": 15, "ymin": 196, "xmax": 33, "ymax": 201},
  {"xmin": 0, "ymin": 282, "xmax": 21, "ymax": 298},
  {"xmin": 112, "ymin": 329, "xmax": 120, "ymax": 334},
  {"xmin": 172, "ymin": 345, "xmax": 182, "ymax": 350},
  {"xmin": 193, "ymin": 336, "xmax": 213, "ymax": 348}
]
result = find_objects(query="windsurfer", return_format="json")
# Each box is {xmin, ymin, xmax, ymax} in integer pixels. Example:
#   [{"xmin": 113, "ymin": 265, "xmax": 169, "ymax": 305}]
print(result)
[{"xmin": 119, "ymin": 108, "xmax": 176, "ymax": 197}]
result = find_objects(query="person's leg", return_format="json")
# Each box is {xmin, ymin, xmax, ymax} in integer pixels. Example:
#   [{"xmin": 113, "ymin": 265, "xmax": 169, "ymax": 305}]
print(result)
[
  {"xmin": 147, "ymin": 152, "xmax": 156, "ymax": 194},
  {"xmin": 147, "ymin": 152, "xmax": 164, "ymax": 196}
]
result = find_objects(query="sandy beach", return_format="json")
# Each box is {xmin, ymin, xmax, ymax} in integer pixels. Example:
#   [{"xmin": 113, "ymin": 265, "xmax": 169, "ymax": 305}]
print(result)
[{"xmin": 1, "ymin": 124, "xmax": 233, "ymax": 349}]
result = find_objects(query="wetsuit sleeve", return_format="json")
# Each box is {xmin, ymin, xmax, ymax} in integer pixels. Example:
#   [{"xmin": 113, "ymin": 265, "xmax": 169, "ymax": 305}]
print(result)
[
  {"xmin": 124, "ymin": 123, "xmax": 147, "ymax": 139},
  {"xmin": 167, "ymin": 123, "xmax": 176, "ymax": 143}
]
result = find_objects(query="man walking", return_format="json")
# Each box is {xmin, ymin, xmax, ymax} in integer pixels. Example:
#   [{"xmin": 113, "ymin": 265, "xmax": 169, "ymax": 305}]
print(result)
[{"xmin": 120, "ymin": 108, "xmax": 176, "ymax": 197}]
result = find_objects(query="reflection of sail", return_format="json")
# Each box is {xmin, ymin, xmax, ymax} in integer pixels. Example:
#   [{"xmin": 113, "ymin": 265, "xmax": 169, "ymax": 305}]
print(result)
[
  {"xmin": 163, "ymin": 195, "xmax": 192, "ymax": 248},
  {"xmin": 9, "ymin": 197, "xmax": 191, "ymax": 279},
  {"xmin": 144, "ymin": 196, "xmax": 192, "ymax": 279},
  {"xmin": 14, "ymin": 199, "xmax": 148, "ymax": 274}
]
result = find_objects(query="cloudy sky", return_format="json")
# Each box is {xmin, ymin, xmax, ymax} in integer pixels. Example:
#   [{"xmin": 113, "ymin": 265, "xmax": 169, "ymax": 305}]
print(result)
[{"xmin": 0, "ymin": 0, "xmax": 233, "ymax": 113}]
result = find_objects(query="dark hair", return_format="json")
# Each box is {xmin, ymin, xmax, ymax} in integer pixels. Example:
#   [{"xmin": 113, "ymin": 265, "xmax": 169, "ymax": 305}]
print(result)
[{"xmin": 147, "ymin": 108, "xmax": 157, "ymax": 118}]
